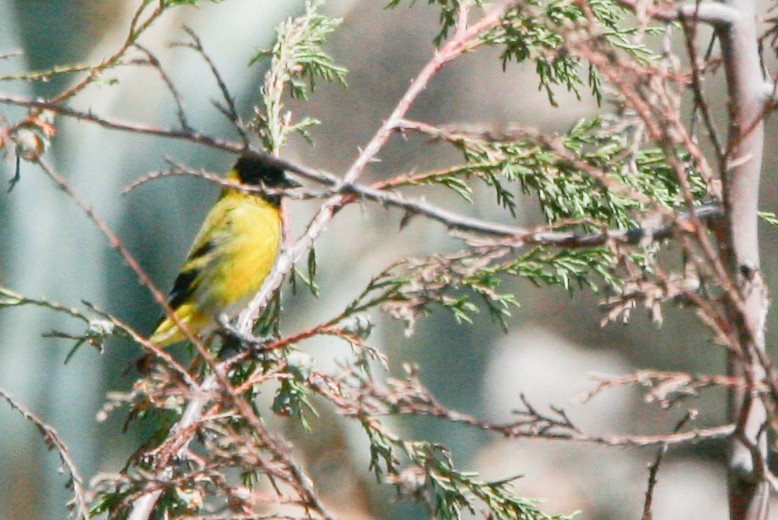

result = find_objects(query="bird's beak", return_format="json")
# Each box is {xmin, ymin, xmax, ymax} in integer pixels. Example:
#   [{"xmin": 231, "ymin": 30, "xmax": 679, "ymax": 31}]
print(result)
[{"xmin": 283, "ymin": 176, "xmax": 302, "ymax": 189}]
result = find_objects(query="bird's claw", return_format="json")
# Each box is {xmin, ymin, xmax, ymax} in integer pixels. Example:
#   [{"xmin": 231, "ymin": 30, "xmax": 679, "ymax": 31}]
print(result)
[{"xmin": 216, "ymin": 315, "xmax": 271, "ymax": 358}]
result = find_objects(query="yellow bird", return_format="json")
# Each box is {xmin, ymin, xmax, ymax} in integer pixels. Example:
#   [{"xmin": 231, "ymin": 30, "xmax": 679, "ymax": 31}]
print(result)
[{"xmin": 149, "ymin": 156, "xmax": 299, "ymax": 348}]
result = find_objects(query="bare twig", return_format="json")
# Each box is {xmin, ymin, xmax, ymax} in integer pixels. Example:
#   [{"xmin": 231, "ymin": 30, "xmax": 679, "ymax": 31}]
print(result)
[
  {"xmin": 33, "ymin": 159, "xmax": 208, "ymax": 369},
  {"xmin": 0, "ymin": 387, "xmax": 89, "ymax": 519},
  {"xmin": 681, "ymin": 16, "xmax": 726, "ymax": 174},
  {"xmin": 0, "ymin": 92, "xmax": 244, "ymax": 153},
  {"xmin": 641, "ymin": 412, "xmax": 696, "ymax": 520},
  {"xmin": 579, "ymin": 370, "xmax": 753, "ymax": 406},
  {"xmin": 175, "ymin": 26, "xmax": 249, "ymax": 146},
  {"xmin": 312, "ymin": 369, "xmax": 736, "ymax": 447},
  {"xmin": 131, "ymin": 43, "xmax": 191, "ymax": 132}
]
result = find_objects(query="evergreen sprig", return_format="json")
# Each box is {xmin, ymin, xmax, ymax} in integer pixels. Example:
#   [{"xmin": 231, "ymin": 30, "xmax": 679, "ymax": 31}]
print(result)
[
  {"xmin": 250, "ymin": 0, "xmax": 347, "ymax": 152},
  {"xmin": 419, "ymin": 117, "xmax": 708, "ymax": 227},
  {"xmin": 360, "ymin": 416, "xmax": 578, "ymax": 519}
]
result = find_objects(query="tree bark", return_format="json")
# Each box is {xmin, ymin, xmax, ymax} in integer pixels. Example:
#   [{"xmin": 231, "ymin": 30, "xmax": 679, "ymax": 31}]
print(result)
[{"xmin": 715, "ymin": 0, "xmax": 771, "ymax": 517}]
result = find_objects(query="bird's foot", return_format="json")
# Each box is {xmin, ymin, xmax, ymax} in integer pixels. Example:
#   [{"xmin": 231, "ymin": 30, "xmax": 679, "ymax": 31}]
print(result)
[{"xmin": 216, "ymin": 315, "xmax": 271, "ymax": 359}]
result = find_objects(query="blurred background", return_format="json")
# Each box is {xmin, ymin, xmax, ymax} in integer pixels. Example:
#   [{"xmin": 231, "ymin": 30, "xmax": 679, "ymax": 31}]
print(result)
[{"xmin": 0, "ymin": 1, "xmax": 777, "ymax": 518}]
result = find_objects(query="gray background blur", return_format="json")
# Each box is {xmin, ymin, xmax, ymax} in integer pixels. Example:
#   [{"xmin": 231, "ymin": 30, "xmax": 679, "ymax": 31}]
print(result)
[{"xmin": 1, "ymin": 1, "xmax": 777, "ymax": 519}]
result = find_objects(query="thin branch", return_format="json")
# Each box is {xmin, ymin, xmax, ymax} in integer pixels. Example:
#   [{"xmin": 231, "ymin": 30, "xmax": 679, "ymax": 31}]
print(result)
[
  {"xmin": 0, "ymin": 286, "xmax": 90, "ymax": 324},
  {"xmin": 0, "ymin": 62, "xmax": 92, "ymax": 82},
  {"xmin": 682, "ymin": 18, "xmax": 726, "ymax": 174},
  {"xmin": 340, "ymin": 183, "xmax": 724, "ymax": 246},
  {"xmin": 579, "ymin": 370, "xmax": 753, "ymax": 405},
  {"xmin": 615, "ymin": 0, "xmax": 740, "ymax": 26},
  {"xmin": 0, "ymin": 387, "xmax": 89, "ymax": 519},
  {"xmin": 131, "ymin": 43, "xmax": 191, "ymax": 132},
  {"xmin": 175, "ymin": 26, "xmax": 249, "ymax": 146},
  {"xmin": 0, "ymin": 93, "xmax": 244, "ymax": 153},
  {"xmin": 312, "ymin": 370, "xmax": 736, "ymax": 447},
  {"xmin": 33, "ymin": 159, "xmax": 209, "ymax": 374},
  {"xmin": 641, "ymin": 412, "xmax": 696, "ymax": 520}
]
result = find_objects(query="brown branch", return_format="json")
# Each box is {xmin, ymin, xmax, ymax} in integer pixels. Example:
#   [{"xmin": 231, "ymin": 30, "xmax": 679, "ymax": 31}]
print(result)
[
  {"xmin": 641, "ymin": 412, "xmax": 696, "ymax": 520},
  {"xmin": 0, "ymin": 93, "xmax": 245, "ymax": 153},
  {"xmin": 0, "ymin": 387, "xmax": 89, "ymax": 519},
  {"xmin": 32, "ymin": 159, "xmax": 207, "ymax": 373},
  {"xmin": 442, "ymin": 412, "xmax": 735, "ymax": 447},
  {"xmin": 569, "ymin": 13, "xmax": 739, "ymax": 320},
  {"xmin": 579, "ymin": 370, "xmax": 753, "ymax": 405},
  {"xmin": 681, "ymin": 17, "xmax": 726, "ymax": 175},
  {"xmin": 617, "ymin": 0, "xmax": 776, "ymax": 515},
  {"xmin": 175, "ymin": 26, "xmax": 250, "ymax": 147},
  {"xmin": 715, "ymin": 0, "xmax": 771, "ymax": 515},
  {"xmin": 131, "ymin": 43, "xmax": 191, "ymax": 132},
  {"xmin": 312, "ymin": 370, "xmax": 736, "ymax": 448}
]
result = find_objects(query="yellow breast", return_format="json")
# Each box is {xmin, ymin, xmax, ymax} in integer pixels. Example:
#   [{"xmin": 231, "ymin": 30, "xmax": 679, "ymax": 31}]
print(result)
[{"xmin": 208, "ymin": 193, "xmax": 282, "ymax": 311}]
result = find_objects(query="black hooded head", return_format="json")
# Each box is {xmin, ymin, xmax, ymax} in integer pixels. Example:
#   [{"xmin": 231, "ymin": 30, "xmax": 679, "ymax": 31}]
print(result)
[
  {"xmin": 234, "ymin": 156, "xmax": 299, "ymax": 188},
  {"xmin": 231, "ymin": 156, "xmax": 300, "ymax": 207}
]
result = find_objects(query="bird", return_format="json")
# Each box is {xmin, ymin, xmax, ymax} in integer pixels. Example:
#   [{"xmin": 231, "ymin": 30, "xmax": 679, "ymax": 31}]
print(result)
[{"xmin": 148, "ymin": 155, "xmax": 300, "ymax": 348}]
